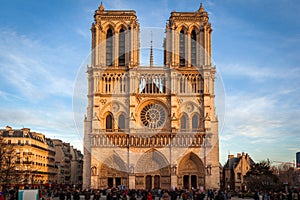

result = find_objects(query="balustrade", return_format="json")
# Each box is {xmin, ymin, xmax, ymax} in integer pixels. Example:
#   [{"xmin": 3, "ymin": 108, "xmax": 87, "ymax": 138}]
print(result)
[{"xmin": 90, "ymin": 130, "xmax": 205, "ymax": 148}]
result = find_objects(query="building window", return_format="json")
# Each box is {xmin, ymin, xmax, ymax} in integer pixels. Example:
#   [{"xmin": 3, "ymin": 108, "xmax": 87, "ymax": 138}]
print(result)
[
  {"xmin": 119, "ymin": 77, "xmax": 123, "ymax": 93},
  {"xmin": 106, "ymin": 28, "xmax": 113, "ymax": 66},
  {"xmin": 7, "ymin": 140, "xmax": 11, "ymax": 144},
  {"xmin": 191, "ymin": 30, "xmax": 197, "ymax": 66},
  {"xmin": 140, "ymin": 103, "xmax": 166, "ymax": 129},
  {"xmin": 118, "ymin": 114, "xmax": 126, "ymax": 131},
  {"xmin": 180, "ymin": 76, "xmax": 186, "ymax": 93},
  {"xmin": 192, "ymin": 114, "xmax": 199, "ymax": 130},
  {"xmin": 179, "ymin": 30, "xmax": 186, "ymax": 66},
  {"xmin": 237, "ymin": 173, "xmax": 241, "ymax": 180},
  {"xmin": 18, "ymin": 140, "xmax": 21, "ymax": 145},
  {"xmin": 180, "ymin": 115, "xmax": 187, "ymax": 130},
  {"xmin": 118, "ymin": 28, "xmax": 125, "ymax": 66},
  {"xmin": 192, "ymin": 76, "xmax": 197, "ymax": 93},
  {"xmin": 25, "ymin": 140, "xmax": 29, "ymax": 145},
  {"xmin": 106, "ymin": 113, "xmax": 114, "ymax": 132},
  {"xmin": 105, "ymin": 77, "xmax": 111, "ymax": 93}
]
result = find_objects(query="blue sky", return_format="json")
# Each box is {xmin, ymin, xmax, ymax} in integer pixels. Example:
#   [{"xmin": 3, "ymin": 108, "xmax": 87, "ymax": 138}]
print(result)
[{"xmin": 0, "ymin": 0, "xmax": 299, "ymax": 165}]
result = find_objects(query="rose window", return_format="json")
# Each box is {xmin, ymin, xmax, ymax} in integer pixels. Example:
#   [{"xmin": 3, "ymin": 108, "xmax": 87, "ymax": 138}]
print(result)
[{"xmin": 140, "ymin": 103, "xmax": 166, "ymax": 128}]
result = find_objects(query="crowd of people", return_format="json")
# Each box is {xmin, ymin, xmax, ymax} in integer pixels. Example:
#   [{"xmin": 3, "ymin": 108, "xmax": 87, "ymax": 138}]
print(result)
[
  {"xmin": 253, "ymin": 190, "xmax": 300, "ymax": 200},
  {"xmin": 44, "ymin": 187, "xmax": 227, "ymax": 200},
  {"xmin": 0, "ymin": 186, "xmax": 299, "ymax": 200}
]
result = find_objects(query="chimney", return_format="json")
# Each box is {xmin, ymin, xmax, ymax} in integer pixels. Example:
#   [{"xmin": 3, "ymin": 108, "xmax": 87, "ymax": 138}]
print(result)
[
  {"xmin": 5, "ymin": 125, "xmax": 12, "ymax": 131},
  {"xmin": 22, "ymin": 128, "xmax": 30, "ymax": 132}
]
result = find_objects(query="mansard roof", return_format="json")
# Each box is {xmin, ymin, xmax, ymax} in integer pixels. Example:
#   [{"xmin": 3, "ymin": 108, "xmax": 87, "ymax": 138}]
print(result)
[
  {"xmin": 0, "ymin": 126, "xmax": 48, "ymax": 144},
  {"xmin": 224, "ymin": 153, "xmax": 255, "ymax": 169}
]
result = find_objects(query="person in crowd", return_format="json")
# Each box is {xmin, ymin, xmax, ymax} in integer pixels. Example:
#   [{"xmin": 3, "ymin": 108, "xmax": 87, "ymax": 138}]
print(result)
[
  {"xmin": 93, "ymin": 190, "xmax": 101, "ymax": 200},
  {"xmin": 197, "ymin": 189, "xmax": 206, "ymax": 200},
  {"xmin": 84, "ymin": 189, "xmax": 91, "ymax": 200},
  {"xmin": 59, "ymin": 190, "xmax": 65, "ymax": 200},
  {"xmin": 162, "ymin": 192, "xmax": 169, "ymax": 200},
  {"xmin": 73, "ymin": 188, "xmax": 80, "ymax": 200},
  {"xmin": 182, "ymin": 190, "xmax": 189, "ymax": 200},
  {"xmin": 0, "ymin": 191, "xmax": 4, "ymax": 200},
  {"xmin": 215, "ymin": 190, "xmax": 224, "ymax": 200},
  {"xmin": 129, "ymin": 192, "xmax": 137, "ymax": 200},
  {"xmin": 147, "ymin": 191, "xmax": 153, "ymax": 200},
  {"xmin": 207, "ymin": 189, "xmax": 214, "ymax": 200},
  {"xmin": 66, "ymin": 189, "xmax": 71, "ymax": 200}
]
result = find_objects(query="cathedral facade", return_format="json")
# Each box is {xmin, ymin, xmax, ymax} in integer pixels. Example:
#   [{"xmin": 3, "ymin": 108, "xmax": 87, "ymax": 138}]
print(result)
[{"xmin": 83, "ymin": 3, "xmax": 220, "ymax": 190}]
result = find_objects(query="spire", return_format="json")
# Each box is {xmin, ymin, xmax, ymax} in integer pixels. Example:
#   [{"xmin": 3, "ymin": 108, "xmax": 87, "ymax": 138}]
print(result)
[
  {"xmin": 198, "ymin": 3, "xmax": 204, "ymax": 12},
  {"xmin": 99, "ymin": 2, "xmax": 104, "ymax": 12},
  {"xmin": 150, "ymin": 32, "xmax": 153, "ymax": 68}
]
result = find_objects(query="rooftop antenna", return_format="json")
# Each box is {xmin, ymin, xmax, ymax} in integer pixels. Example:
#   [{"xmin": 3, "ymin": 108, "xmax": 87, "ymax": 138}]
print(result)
[{"xmin": 150, "ymin": 31, "xmax": 153, "ymax": 68}]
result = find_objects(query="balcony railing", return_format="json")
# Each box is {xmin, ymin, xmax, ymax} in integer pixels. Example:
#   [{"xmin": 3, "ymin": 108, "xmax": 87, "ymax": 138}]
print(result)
[{"xmin": 90, "ymin": 130, "xmax": 206, "ymax": 148}]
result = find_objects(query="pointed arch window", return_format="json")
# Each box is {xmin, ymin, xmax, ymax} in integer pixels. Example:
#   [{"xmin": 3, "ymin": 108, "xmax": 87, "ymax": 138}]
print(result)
[
  {"xmin": 191, "ymin": 30, "xmax": 197, "ymax": 66},
  {"xmin": 106, "ymin": 28, "xmax": 113, "ymax": 66},
  {"xmin": 180, "ymin": 114, "xmax": 187, "ymax": 131},
  {"xmin": 192, "ymin": 114, "xmax": 199, "ymax": 131},
  {"xmin": 106, "ymin": 113, "xmax": 114, "ymax": 132},
  {"xmin": 179, "ymin": 30, "xmax": 186, "ymax": 66},
  {"xmin": 118, "ymin": 114, "xmax": 125, "ymax": 131},
  {"xmin": 118, "ymin": 28, "xmax": 125, "ymax": 66}
]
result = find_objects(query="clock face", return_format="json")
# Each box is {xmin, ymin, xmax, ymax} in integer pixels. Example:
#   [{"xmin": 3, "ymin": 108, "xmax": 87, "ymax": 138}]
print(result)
[{"xmin": 140, "ymin": 103, "xmax": 166, "ymax": 128}]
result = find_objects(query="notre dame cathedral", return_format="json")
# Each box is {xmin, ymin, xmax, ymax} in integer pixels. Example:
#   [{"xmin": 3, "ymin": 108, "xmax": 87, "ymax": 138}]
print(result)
[{"xmin": 83, "ymin": 2, "xmax": 220, "ymax": 190}]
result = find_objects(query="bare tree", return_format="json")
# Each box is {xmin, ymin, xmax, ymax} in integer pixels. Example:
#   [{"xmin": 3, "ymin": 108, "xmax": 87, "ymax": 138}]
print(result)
[{"xmin": 0, "ymin": 136, "xmax": 18, "ymax": 197}]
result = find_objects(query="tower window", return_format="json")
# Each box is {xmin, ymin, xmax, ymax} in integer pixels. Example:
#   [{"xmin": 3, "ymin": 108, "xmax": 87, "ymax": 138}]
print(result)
[
  {"xmin": 106, "ymin": 113, "xmax": 114, "ymax": 132},
  {"xmin": 192, "ymin": 77, "xmax": 197, "ymax": 93},
  {"xmin": 105, "ymin": 77, "xmax": 111, "ymax": 93},
  {"xmin": 180, "ymin": 115, "xmax": 187, "ymax": 131},
  {"xmin": 192, "ymin": 114, "xmax": 199, "ymax": 131},
  {"xmin": 191, "ymin": 30, "xmax": 197, "ymax": 66},
  {"xmin": 118, "ymin": 114, "xmax": 126, "ymax": 131},
  {"xmin": 106, "ymin": 28, "xmax": 113, "ymax": 66},
  {"xmin": 118, "ymin": 28, "xmax": 125, "ymax": 66},
  {"xmin": 180, "ymin": 76, "xmax": 186, "ymax": 93},
  {"xmin": 180, "ymin": 30, "xmax": 186, "ymax": 66}
]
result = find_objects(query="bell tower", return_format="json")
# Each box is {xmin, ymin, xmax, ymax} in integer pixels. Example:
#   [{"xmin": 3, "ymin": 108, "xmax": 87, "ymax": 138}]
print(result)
[
  {"xmin": 90, "ymin": 2, "xmax": 140, "ymax": 68},
  {"xmin": 83, "ymin": 2, "xmax": 140, "ymax": 189},
  {"xmin": 164, "ymin": 3, "xmax": 220, "ymax": 189}
]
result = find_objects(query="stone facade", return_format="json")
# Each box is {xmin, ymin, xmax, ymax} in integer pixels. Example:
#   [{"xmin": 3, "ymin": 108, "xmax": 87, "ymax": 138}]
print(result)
[
  {"xmin": 53, "ymin": 139, "xmax": 71, "ymax": 184},
  {"xmin": 53, "ymin": 139, "xmax": 83, "ymax": 186},
  {"xmin": 222, "ymin": 152, "xmax": 255, "ymax": 192},
  {"xmin": 0, "ymin": 126, "xmax": 57, "ymax": 186},
  {"xmin": 0, "ymin": 126, "xmax": 84, "ymax": 187},
  {"xmin": 83, "ymin": 3, "xmax": 220, "ymax": 190},
  {"xmin": 70, "ymin": 146, "xmax": 84, "ymax": 186}
]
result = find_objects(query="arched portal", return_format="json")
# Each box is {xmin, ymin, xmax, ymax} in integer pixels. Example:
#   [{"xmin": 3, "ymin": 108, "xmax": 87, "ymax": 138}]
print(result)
[
  {"xmin": 178, "ymin": 152, "xmax": 205, "ymax": 189},
  {"xmin": 135, "ymin": 149, "xmax": 170, "ymax": 189},
  {"xmin": 98, "ymin": 154, "xmax": 128, "ymax": 188}
]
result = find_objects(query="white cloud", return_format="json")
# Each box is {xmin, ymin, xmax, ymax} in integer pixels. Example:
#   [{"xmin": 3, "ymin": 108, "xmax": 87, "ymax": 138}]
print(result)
[
  {"xmin": 0, "ymin": 29, "xmax": 75, "ymax": 100},
  {"xmin": 222, "ymin": 91, "xmax": 299, "ymax": 139},
  {"xmin": 220, "ymin": 63, "xmax": 300, "ymax": 81}
]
